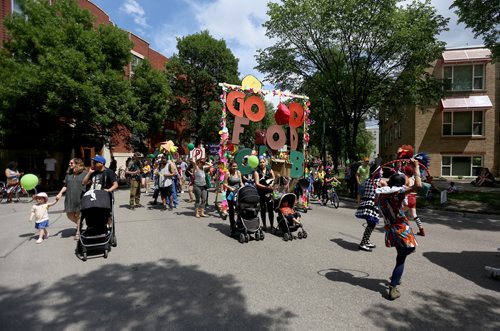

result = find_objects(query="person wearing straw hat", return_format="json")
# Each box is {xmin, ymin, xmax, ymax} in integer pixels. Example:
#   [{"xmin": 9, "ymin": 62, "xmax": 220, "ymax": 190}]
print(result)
[{"xmin": 29, "ymin": 192, "xmax": 59, "ymax": 244}]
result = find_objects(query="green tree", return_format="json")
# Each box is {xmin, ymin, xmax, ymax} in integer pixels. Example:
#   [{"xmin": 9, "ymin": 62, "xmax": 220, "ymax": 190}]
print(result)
[
  {"xmin": 0, "ymin": 0, "xmax": 136, "ymax": 150},
  {"xmin": 256, "ymin": 0, "xmax": 448, "ymax": 160},
  {"xmin": 129, "ymin": 60, "xmax": 172, "ymax": 150},
  {"xmin": 451, "ymin": 0, "xmax": 499, "ymax": 60},
  {"xmin": 165, "ymin": 30, "xmax": 240, "ymax": 143}
]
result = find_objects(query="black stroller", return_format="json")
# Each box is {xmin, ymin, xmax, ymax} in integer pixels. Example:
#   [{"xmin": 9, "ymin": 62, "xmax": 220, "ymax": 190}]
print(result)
[
  {"xmin": 76, "ymin": 190, "xmax": 117, "ymax": 261},
  {"xmin": 273, "ymin": 193, "xmax": 308, "ymax": 241},
  {"xmin": 233, "ymin": 185, "xmax": 265, "ymax": 244}
]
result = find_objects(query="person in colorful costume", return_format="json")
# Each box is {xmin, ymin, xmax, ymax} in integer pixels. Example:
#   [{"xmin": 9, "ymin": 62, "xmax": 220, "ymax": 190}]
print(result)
[{"xmin": 376, "ymin": 158, "xmax": 422, "ymax": 300}]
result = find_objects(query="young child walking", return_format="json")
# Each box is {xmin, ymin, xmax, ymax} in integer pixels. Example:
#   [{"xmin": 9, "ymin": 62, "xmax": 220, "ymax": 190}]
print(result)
[{"xmin": 29, "ymin": 192, "xmax": 59, "ymax": 244}]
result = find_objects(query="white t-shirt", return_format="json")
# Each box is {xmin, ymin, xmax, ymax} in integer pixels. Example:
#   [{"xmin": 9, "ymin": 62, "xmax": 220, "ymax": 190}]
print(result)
[
  {"xmin": 44, "ymin": 158, "xmax": 57, "ymax": 172},
  {"xmin": 31, "ymin": 203, "xmax": 49, "ymax": 223}
]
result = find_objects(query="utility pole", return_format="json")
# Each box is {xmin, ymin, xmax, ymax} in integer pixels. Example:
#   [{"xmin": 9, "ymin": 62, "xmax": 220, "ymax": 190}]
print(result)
[{"xmin": 322, "ymin": 98, "xmax": 326, "ymax": 163}]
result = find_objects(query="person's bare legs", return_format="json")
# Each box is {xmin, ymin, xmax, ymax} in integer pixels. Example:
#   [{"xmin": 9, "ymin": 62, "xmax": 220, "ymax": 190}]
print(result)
[
  {"xmin": 67, "ymin": 212, "xmax": 81, "ymax": 238},
  {"xmin": 36, "ymin": 229, "xmax": 44, "ymax": 243}
]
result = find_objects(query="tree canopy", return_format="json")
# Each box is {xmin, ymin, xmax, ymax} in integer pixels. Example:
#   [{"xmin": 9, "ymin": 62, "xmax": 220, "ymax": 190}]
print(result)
[
  {"xmin": 451, "ymin": 0, "xmax": 500, "ymax": 60},
  {"xmin": 0, "ymin": 0, "xmax": 170, "ymax": 152},
  {"xmin": 256, "ymin": 0, "xmax": 448, "ymax": 160},
  {"xmin": 165, "ymin": 30, "xmax": 240, "ymax": 144}
]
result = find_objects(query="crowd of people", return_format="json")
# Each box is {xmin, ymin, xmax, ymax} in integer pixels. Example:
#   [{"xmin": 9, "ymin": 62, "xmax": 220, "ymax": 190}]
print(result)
[{"xmin": 3, "ymin": 144, "xmax": 498, "ymax": 300}]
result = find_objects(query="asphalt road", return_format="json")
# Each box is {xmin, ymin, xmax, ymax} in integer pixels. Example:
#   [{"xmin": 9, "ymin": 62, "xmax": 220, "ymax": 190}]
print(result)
[{"xmin": 0, "ymin": 188, "xmax": 499, "ymax": 330}]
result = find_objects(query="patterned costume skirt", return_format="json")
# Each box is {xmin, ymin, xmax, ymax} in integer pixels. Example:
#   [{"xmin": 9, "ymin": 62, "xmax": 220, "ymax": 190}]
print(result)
[{"xmin": 355, "ymin": 200, "xmax": 379, "ymax": 225}]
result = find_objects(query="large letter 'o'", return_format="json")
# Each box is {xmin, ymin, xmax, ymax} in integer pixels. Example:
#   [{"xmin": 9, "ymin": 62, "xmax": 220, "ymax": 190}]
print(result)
[
  {"xmin": 266, "ymin": 125, "xmax": 286, "ymax": 151},
  {"xmin": 226, "ymin": 91, "xmax": 245, "ymax": 117},
  {"xmin": 244, "ymin": 95, "xmax": 265, "ymax": 122}
]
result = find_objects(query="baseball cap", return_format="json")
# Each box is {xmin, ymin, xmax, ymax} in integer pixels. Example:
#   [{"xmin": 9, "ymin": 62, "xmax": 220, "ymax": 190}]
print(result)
[{"xmin": 92, "ymin": 155, "xmax": 106, "ymax": 165}]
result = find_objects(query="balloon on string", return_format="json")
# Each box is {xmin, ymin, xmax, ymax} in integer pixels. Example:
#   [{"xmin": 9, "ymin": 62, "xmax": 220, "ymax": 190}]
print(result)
[
  {"xmin": 20, "ymin": 174, "xmax": 38, "ymax": 191},
  {"xmin": 248, "ymin": 155, "xmax": 259, "ymax": 168},
  {"xmin": 188, "ymin": 143, "xmax": 195, "ymax": 151}
]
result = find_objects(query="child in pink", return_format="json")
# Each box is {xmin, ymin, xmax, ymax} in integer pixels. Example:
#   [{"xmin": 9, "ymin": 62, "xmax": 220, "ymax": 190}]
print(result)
[{"xmin": 29, "ymin": 192, "xmax": 59, "ymax": 244}]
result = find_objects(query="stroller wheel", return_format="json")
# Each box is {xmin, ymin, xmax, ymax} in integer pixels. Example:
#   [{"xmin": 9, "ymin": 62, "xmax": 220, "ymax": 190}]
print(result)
[
  {"xmin": 271, "ymin": 227, "xmax": 277, "ymax": 235},
  {"xmin": 111, "ymin": 235, "xmax": 117, "ymax": 247},
  {"xmin": 238, "ymin": 233, "xmax": 245, "ymax": 244},
  {"xmin": 303, "ymin": 208, "xmax": 308, "ymax": 213},
  {"xmin": 260, "ymin": 230, "xmax": 265, "ymax": 241},
  {"xmin": 298, "ymin": 231, "xmax": 303, "ymax": 239},
  {"xmin": 245, "ymin": 234, "xmax": 250, "ymax": 243},
  {"xmin": 283, "ymin": 233, "xmax": 290, "ymax": 241},
  {"xmin": 255, "ymin": 232, "xmax": 260, "ymax": 241},
  {"xmin": 103, "ymin": 249, "xmax": 108, "ymax": 259},
  {"xmin": 302, "ymin": 231, "xmax": 308, "ymax": 239},
  {"xmin": 82, "ymin": 252, "xmax": 87, "ymax": 262}
]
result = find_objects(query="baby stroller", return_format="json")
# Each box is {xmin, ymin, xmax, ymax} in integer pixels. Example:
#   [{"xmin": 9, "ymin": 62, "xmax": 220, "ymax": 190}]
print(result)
[
  {"xmin": 273, "ymin": 193, "xmax": 308, "ymax": 241},
  {"xmin": 233, "ymin": 185, "xmax": 264, "ymax": 244},
  {"xmin": 76, "ymin": 190, "xmax": 117, "ymax": 261}
]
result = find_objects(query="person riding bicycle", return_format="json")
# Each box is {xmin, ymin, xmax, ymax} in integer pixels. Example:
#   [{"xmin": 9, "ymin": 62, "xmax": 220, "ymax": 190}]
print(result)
[
  {"xmin": 5, "ymin": 161, "xmax": 23, "ymax": 203},
  {"xmin": 321, "ymin": 168, "xmax": 339, "ymax": 206}
]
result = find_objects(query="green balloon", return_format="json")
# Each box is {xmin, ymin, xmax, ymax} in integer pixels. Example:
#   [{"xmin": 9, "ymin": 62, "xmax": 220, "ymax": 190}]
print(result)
[
  {"xmin": 20, "ymin": 174, "xmax": 38, "ymax": 191},
  {"xmin": 248, "ymin": 155, "xmax": 259, "ymax": 168},
  {"xmin": 188, "ymin": 143, "xmax": 195, "ymax": 151}
]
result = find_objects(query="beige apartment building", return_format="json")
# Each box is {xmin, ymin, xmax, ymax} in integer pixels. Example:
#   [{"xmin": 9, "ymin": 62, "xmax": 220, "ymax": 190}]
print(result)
[{"xmin": 380, "ymin": 47, "xmax": 499, "ymax": 178}]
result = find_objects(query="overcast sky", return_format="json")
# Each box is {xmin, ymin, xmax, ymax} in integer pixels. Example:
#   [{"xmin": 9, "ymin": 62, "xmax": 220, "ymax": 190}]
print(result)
[{"xmin": 92, "ymin": 0, "xmax": 480, "ymax": 88}]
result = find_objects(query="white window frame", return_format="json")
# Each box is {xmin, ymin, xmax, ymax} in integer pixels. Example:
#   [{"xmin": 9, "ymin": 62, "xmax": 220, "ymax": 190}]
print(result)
[
  {"xmin": 442, "ymin": 110, "xmax": 485, "ymax": 137},
  {"xmin": 130, "ymin": 50, "xmax": 145, "ymax": 75},
  {"xmin": 443, "ymin": 64, "xmax": 484, "ymax": 91},
  {"xmin": 12, "ymin": 0, "xmax": 22, "ymax": 14},
  {"xmin": 441, "ymin": 155, "xmax": 483, "ymax": 177}
]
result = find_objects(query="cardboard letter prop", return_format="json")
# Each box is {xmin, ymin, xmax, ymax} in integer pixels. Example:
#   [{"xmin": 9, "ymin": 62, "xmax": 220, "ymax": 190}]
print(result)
[
  {"xmin": 266, "ymin": 125, "xmax": 286, "ymax": 151},
  {"xmin": 232, "ymin": 116, "xmax": 249, "ymax": 144},
  {"xmin": 289, "ymin": 102, "xmax": 305, "ymax": 128},
  {"xmin": 226, "ymin": 91, "xmax": 245, "ymax": 117},
  {"xmin": 243, "ymin": 96, "xmax": 265, "ymax": 122}
]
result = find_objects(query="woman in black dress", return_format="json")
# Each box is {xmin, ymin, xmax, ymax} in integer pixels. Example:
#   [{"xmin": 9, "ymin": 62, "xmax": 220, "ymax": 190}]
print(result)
[{"xmin": 253, "ymin": 157, "xmax": 276, "ymax": 232}]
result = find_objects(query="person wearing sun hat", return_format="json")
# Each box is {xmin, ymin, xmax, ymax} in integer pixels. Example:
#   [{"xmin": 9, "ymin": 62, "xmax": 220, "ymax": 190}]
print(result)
[
  {"xmin": 82, "ymin": 155, "xmax": 118, "ymax": 193},
  {"xmin": 29, "ymin": 192, "xmax": 59, "ymax": 244}
]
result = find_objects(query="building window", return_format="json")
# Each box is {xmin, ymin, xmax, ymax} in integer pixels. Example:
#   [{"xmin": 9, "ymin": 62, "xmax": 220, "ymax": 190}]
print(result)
[
  {"xmin": 442, "ymin": 110, "xmax": 484, "ymax": 136},
  {"xmin": 441, "ymin": 155, "xmax": 482, "ymax": 177},
  {"xmin": 443, "ymin": 64, "xmax": 484, "ymax": 91},
  {"xmin": 12, "ymin": 0, "xmax": 22, "ymax": 14},
  {"xmin": 131, "ymin": 54, "xmax": 143, "ymax": 72}
]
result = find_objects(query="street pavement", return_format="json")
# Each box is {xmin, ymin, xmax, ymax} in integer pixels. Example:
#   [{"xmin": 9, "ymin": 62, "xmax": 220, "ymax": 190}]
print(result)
[{"xmin": 0, "ymin": 188, "xmax": 499, "ymax": 330}]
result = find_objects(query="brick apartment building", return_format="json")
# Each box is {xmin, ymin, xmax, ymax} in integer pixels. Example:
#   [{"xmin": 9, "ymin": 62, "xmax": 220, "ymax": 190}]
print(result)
[
  {"xmin": 379, "ymin": 46, "xmax": 499, "ymax": 178},
  {"xmin": 1, "ymin": 0, "xmax": 171, "ymax": 175}
]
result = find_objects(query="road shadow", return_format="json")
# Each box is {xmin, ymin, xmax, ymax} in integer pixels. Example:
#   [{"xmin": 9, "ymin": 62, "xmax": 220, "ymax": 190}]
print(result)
[
  {"xmin": 331, "ymin": 238, "xmax": 360, "ymax": 251},
  {"xmin": 319, "ymin": 268, "xmax": 387, "ymax": 298},
  {"xmin": 418, "ymin": 210, "xmax": 500, "ymax": 232},
  {"xmin": 208, "ymin": 222, "xmax": 231, "ymax": 236},
  {"xmin": 0, "ymin": 258, "xmax": 296, "ymax": 330},
  {"xmin": 424, "ymin": 251, "xmax": 500, "ymax": 292},
  {"xmin": 363, "ymin": 290, "xmax": 500, "ymax": 330},
  {"xmin": 51, "ymin": 228, "xmax": 77, "ymax": 239}
]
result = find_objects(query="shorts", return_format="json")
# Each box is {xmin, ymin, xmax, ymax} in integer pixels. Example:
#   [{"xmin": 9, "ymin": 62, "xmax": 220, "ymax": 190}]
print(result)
[
  {"xmin": 35, "ymin": 219, "xmax": 49, "ymax": 229},
  {"xmin": 159, "ymin": 185, "xmax": 172, "ymax": 199},
  {"xmin": 407, "ymin": 194, "xmax": 417, "ymax": 208}
]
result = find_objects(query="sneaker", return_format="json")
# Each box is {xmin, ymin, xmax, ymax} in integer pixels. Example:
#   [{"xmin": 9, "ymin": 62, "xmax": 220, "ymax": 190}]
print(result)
[
  {"xmin": 417, "ymin": 228, "xmax": 426, "ymax": 236},
  {"xmin": 358, "ymin": 244, "xmax": 372, "ymax": 252},
  {"xmin": 43, "ymin": 231, "xmax": 49, "ymax": 240},
  {"xmin": 36, "ymin": 238, "xmax": 43, "ymax": 244},
  {"xmin": 366, "ymin": 242, "xmax": 376, "ymax": 248},
  {"xmin": 388, "ymin": 286, "xmax": 401, "ymax": 300},
  {"xmin": 128, "ymin": 206, "xmax": 135, "ymax": 210}
]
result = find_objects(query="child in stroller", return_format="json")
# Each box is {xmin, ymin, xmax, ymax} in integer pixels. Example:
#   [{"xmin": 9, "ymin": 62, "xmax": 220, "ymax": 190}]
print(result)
[{"xmin": 274, "ymin": 193, "xmax": 308, "ymax": 241}]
